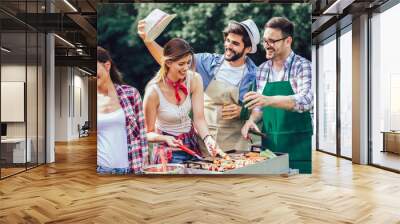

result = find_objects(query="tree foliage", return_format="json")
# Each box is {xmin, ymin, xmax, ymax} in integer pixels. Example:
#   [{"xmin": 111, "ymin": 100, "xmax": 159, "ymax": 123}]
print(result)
[{"xmin": 98, "ymin": 3, "xmax": 311, "ymax": 94}]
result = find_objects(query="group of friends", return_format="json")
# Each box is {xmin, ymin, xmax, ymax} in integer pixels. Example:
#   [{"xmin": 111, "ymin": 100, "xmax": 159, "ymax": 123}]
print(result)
[{"xmin": 97, "ymin": 16, "xmax": 313, "ymax": 174}]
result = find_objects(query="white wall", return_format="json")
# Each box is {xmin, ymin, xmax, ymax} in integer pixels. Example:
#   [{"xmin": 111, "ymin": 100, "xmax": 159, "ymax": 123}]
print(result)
[
  {"xmin": 1, "ymin": 65, "xmax": 26, "ymax": 142},
  {"xmin": 1, "ymin": 63, "xmax": 46, "ymax": 164},
  {"xmin": 54, "ymin": 66, "xmax": 89, "ymax": 141},
  {"xmin": 55, "ymin": 66, "xmax": 69, "ymax": 141},
  {"xmin": 72, "ymin": 72, "xmax": 89, "ymax": 138},
  {"xmin": 1, "ymin": 65, "xmax": 31, "ymax": 138},
  {"xmin": 312, "ymin": 45, "xmax": 316, "ymax": 151}
]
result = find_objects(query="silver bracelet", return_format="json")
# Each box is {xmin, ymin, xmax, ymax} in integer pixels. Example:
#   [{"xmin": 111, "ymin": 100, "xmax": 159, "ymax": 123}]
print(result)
[{"xmin": 202, "ymin": 134, "xmax": 212, "ymax": 142}]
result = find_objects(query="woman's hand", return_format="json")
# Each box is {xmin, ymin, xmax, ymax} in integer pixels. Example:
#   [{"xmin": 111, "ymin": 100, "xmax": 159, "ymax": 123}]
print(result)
[
  {"xmin": 204, "ymin": 135, "xmax": 225, "ymax": 157},
  {"xmin": 204, "ymin": 135, "xmax": 217, "ymax": 157},
  {"xmin": 163, "ymin": 135, "xmax": 182, "ymax": 148}
]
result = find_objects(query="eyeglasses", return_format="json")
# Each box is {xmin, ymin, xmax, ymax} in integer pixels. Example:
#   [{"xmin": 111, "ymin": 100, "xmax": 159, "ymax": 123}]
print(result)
[{"xmin": 262, "ymin": 36, "xmax": 288, "ymax": 46}]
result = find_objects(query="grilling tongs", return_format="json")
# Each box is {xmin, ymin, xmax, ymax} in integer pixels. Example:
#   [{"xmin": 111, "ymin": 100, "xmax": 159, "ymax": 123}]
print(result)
[
  {"xmin": 178, "ymin": 145, "xmax": 227, "ymax": 162},
  {"xmin": 248, "ymin": 129, "xmax": 267, "ymax": 138},
  {"xmin": 177, "ymin": 144, "xmax": 204, "ymax": 161}
]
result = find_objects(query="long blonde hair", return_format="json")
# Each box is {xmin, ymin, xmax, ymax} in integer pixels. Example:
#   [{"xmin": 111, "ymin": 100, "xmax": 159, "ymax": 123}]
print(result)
[{"xmin": 147, "ymin": 38, "xmax": 195, "ymax": 89}]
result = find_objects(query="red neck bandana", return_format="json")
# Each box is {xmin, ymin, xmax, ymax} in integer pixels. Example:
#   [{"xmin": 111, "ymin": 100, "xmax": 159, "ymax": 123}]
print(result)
[{"xmin": 165, "ymin": 77, "xmax": 188, "ymax": 104}]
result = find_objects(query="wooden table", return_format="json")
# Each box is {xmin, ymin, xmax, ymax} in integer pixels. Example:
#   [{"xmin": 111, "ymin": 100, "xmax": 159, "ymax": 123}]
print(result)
[
  {"xmin": 381, "ymin": 131, "xmax": 400, "ymax": 154},
  {"xmin": 1, "ymin": 138, "xmax": 31, "ymax": 164}
]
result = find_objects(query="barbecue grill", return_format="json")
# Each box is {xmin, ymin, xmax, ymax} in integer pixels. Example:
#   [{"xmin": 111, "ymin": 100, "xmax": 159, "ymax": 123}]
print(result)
[{"xmin": 182, "ymin": 145, "xmax": 289, "ymax": 174}]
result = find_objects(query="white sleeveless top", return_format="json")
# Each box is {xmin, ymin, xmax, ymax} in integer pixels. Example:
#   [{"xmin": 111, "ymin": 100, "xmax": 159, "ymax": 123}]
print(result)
[
  {"xmin": 150, "ymin": 72, "xmax": 193, "ymax": 136},
  {"xmin": 97, "ymin": 108, "xmax": 129, "ymax": 168}
]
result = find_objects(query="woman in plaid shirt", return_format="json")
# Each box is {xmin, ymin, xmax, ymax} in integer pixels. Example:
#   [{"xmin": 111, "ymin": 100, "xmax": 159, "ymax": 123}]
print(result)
[{"xmin": 97, "ymin": 47, "xmax": 149, "ymax": 174}]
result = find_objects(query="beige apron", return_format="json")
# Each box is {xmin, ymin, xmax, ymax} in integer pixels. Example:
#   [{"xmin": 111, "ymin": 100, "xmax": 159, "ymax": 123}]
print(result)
[{"xmin": 200, "ymin": 66, "xmax": 250, "ymax": 152}]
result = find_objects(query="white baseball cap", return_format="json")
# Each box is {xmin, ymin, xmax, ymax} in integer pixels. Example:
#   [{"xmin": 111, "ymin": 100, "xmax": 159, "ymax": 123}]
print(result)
[
  {"xmin": 144, "ymin": 9, "xmax": 176, "ymax": 42},
  {"xmin": 231, "ymin": 19, "xmax": 260, "ymax": 54}
]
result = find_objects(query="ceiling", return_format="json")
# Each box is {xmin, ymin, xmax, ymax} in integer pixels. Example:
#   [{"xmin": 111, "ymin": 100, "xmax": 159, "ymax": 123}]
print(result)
[
  {"xmin": 311, "ymin": 0, "xmax": 390, "ymax": 43},
  {"xmin": 0, "ymin": 0, "xmax": 99, "ymax": 73}
]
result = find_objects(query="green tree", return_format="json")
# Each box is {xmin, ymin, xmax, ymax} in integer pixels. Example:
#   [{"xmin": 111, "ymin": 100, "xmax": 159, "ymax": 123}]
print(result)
[{"xmin": 98, "ymin": 3, "xmax": 311, "ymax": 94}]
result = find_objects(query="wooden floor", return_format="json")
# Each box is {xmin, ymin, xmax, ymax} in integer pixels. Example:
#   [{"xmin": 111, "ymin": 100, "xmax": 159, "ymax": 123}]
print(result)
[
  {"xmin": 1, "ymin": 163, "xmax": 45, "ymax": 178},
  {"xmin": 0, "ymin": 135, "xmax": 400, "ymax": 224},
  {"xmin": 1, "ymin": 167, "xmax": 26, "ymax": 178}
]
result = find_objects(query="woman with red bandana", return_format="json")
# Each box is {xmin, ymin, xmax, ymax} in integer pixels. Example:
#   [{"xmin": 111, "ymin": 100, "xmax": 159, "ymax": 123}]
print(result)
[{"xmin": 144, "ymin": 38, "xmax": 225, "ymax": 164}]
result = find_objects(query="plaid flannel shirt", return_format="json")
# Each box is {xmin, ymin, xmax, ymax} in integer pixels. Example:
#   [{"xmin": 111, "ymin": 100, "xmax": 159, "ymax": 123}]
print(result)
[
  {"xmin": 256, "ymin": 51, "xmax": 313, "ymax": 113},
  {"xmin": 115, "ymin": 84, "xmax": 149, "ymax": 173}
]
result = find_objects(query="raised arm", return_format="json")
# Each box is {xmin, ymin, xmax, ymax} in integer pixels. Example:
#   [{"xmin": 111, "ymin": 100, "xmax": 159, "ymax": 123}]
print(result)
[{"xmin": 137, "ymin": 20, "xmax": 164, "ymax": 65}]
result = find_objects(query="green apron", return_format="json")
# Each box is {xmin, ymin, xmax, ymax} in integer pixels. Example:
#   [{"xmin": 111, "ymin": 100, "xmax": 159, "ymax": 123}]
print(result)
[{"xmin": 261, "ymin": 57, "xmax": 313, "ymax": 173}]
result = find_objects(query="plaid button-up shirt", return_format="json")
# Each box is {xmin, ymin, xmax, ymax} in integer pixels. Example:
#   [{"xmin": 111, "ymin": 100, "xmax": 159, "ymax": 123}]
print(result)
[
  {"xmin": 115, "ymin": 84, "xmax": 149, "ymax": 173},
  {"xmin": 256, "ymin": 51, "xmax": 313, "ymax": 113}
]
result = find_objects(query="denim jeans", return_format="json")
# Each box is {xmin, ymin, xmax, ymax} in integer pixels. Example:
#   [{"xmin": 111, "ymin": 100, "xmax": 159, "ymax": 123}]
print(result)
[
  {"xmin": 97, "ymin": 166, "xmax": 131, "ymax": 174},
  {"xmin": 170, "ymin": 151, "xmax": 197, "ymax": 164}
]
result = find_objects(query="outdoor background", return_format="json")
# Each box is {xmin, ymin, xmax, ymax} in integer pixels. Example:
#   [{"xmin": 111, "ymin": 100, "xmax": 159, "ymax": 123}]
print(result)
[{"xmin": 98, "ymin": 3, "xmax": 311, "ymax": 94}]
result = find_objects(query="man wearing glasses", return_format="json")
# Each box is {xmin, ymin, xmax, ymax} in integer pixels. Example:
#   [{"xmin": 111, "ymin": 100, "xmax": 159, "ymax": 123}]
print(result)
[{"xmin": 241, "ymin": 17, "xmax": 313, "ymax": 173}]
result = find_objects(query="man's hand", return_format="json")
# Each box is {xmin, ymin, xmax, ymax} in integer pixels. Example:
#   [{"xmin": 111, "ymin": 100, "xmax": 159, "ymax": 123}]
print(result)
[
  {"xmin": 222, "ymin": 103, "xmax": 241, "ymax": 120},
  {"xmin": 241, "ymin": 119, "xmax": 261, "ymax": 139},
  {"xmin": 136, "ymin": 19, "xmax": 164, "ymax": 65},
  {"xmin": 137, "ymin": 20, "xmax": 149, "ymax": 42},
  {"xmin": 243, "ymin": 91, "xmax": 272, "ymax": 110}
]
